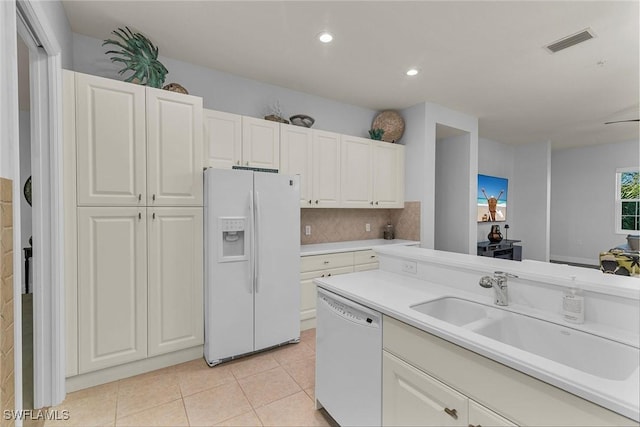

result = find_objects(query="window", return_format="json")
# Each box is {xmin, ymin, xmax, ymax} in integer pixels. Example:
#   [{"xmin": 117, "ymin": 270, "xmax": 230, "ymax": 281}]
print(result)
[{"xmin": 616, "ymin": 167, "xmax": 640, "ymax": 233}]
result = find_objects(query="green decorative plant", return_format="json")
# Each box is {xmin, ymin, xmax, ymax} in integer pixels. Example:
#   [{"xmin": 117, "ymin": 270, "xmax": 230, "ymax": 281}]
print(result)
[
  {"xmin": 102, "ymin": 27, "xmax": 168, "ymax": 88},
  {"xmin": 369, "ymin": 128, "xmax": 385, "ymax": 140}
]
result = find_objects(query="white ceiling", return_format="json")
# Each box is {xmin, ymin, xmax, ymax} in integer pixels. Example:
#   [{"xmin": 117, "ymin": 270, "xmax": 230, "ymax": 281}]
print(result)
[{"xmin": 62, "ymin": 1, "xmax": 640, "ymax": 150}]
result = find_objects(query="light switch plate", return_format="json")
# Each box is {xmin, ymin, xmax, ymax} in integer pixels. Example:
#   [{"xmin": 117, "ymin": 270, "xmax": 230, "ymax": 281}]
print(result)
[
  {"xmin": 305, "ymin": 225, "xmax": 311, "ymax": 236},
  {"xmin": 365, "ymin": 223, "xmax": 371, "ymax": 232}
]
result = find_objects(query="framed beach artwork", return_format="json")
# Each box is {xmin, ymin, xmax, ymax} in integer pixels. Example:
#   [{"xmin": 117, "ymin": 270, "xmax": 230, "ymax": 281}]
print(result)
[{"xmin": 477, "ymin": 174, "xmax": 508, "ymax": 222}]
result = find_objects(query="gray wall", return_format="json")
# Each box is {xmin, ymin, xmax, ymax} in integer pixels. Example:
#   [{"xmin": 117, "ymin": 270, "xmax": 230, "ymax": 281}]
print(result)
[
  {"xmin": 71, "ymin": 32, "xmax": 377, "ymax": 137},
  {"xmin": 435, "ymin": 134, "xmax": 471, "ymax": 253},
  {"xmin": 550, "ymin": 139, "xmax": 640, "ymax": 265},
  {"xmin": 512, "ymin": 141, "xmax": 551, "ymax": 261}
]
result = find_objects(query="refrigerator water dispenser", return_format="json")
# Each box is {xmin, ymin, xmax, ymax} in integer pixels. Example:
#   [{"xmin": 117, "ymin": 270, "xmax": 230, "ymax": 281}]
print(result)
[{"xmin": 219, "ymin": 217, "xmax": 247, "ymax": 261}]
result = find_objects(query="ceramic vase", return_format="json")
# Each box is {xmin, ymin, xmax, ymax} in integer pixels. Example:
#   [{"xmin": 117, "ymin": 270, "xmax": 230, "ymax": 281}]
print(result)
[{"xmin": 488, "ymin": 225, "xmax": 503, "ymax": 243}]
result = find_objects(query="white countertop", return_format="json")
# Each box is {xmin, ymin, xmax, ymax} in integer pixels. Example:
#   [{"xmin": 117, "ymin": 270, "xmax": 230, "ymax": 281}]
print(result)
[
  {"xmin": 300, "ymin": 239, "xmax": 419, "ymax": 256},
  {"xmin": 315, "ymin": 269, "xmax": 640, "ymax": 422}
]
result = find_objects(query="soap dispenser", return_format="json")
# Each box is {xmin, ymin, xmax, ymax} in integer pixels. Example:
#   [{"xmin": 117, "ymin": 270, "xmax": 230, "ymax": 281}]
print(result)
[{"xmin": 563, "ymin": 277, "xmax": 584, "ymax": 324}]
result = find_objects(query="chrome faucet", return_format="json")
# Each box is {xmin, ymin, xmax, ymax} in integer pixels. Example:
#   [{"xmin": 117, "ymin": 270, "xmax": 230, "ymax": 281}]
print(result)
[{"xmin": 479, "ymin": 271, "xmax": 518, "ymax": 306}]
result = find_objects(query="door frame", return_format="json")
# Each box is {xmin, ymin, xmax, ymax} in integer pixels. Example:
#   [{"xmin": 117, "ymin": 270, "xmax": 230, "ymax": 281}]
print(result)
[{"xmin": 15, "ymin": 0, "xmax": 65, "ymax": 408}]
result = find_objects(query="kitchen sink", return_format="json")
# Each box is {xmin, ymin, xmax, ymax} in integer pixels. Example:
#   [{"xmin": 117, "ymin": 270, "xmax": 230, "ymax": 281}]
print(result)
[
  {"xmin": 471, "ymin": 311, "xmax": 639, "ymax": 381},
  {"xmin": 410, "ymin": 297, "xmax": 494, "ymax": 326},
  {"xmin": 411, "ymin": 297, "xmax": 639, "ymax": 381}
]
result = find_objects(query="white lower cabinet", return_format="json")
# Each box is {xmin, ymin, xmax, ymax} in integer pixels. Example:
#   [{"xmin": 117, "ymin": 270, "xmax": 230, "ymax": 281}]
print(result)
[
  {"xmin": 383, "ymin": 316, "xmax": 636, "ymax": 427},
  {"xmin": 77, "ymin": 207, "xmax": 148, "ymax": 373},
  {"xmin": 299, "ymin": 249, "xmax": 381, "ymax": 330},
  {"xmin": 147, "ymin": 208, "xmax": 204, "ymax": 356},
  {"xmin": 76, "ymin": 206, "xmax": 203, "ymax": 374},
  {"xmin": 383, "ymin": 351, "xmax": 468, "ymax": 427},
  {"xmin": 469, "ymin": 400, "xmax": 517, "ymax": 427}
]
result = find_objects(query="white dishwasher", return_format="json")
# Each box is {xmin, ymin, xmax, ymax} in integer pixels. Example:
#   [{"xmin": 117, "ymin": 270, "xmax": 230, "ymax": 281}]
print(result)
[{"xmin": 316, "ymin": 288, "xmax": 382, "ymax": 426}]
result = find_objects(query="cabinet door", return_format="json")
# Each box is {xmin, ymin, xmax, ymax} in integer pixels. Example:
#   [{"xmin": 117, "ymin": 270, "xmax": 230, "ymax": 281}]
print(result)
[
  {"xmin": 76, "ymin": 73, "xmax": 146, "ymax": 206},
  {"xmin": 280, "ymin": 124, "xmax": 313, "ymax": 207},
  {"xmin": 241, "ymin": 116, "xmax": 280, "ymax": 169},
  {"xmin": 147, "ymin": 87, "xmax": 203, "ymax": 206},
  {"xmin": 468, "ymin": 400, "xmax": 516, "ymax": 427},
  {"xmin": 300, "ymin": 266, "xmax": 354, "ymax": 329},
  {"xmin": 340, "ymin": 135, "xmax": 373, "ymax": 208},
  {"xmin": 147, "ymin": 207, "xmax": 204, "ymax": 356},
  {"xmin": 373, "ymin": 141, "xmax": 404, "ymax": 208},
  {"xmin": 312, "ymin": 130, "xmax": 341, "ymax": 207},
  {"xmin": 77, "ymin": 207, "xmax": 147, "ymax": 373},
  {"xmin": 383, "ymin": 351, "xmax": 468, "ymax": 427},
  {"xmin": 203, "ymin": 109, "xmax": 242, "ymax": 169}
]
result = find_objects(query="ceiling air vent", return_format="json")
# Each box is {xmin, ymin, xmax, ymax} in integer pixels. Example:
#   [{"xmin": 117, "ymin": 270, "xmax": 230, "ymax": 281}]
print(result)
[{"xmin": 545, "ymin": 29, "xmax": 595, "ymax": 53}]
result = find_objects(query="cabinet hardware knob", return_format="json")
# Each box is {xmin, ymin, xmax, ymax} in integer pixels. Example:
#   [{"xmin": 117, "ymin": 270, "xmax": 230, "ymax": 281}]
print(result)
[
  {"xmin": 444, "ymin": 408, "xmax": 458, "ymax": 420},
  {"xmin": 152, "ymin": 212, "xmax": 156, "ymax": 220},
  {"xmin": 152, "ymin": 194, "xmax": 156, "ymax": 201},
  {"xmin": 370, "ymin": 255, "xmax": 375, "ymax": 258},
  {"xmin": 315, "ymin": 200, "xmax": 319, "ymax": 204},
  {"xmin": 327, "ymin": 273, "xmax": 332, "ymax": 277},
  {"xmin": 323, "ymin": 261, "xmax": 329, "ymax": 264},
  {"xmin": 236, "ymin": 160, "xmax": 240, "ymax": 165},
  {"xmin": 375, "ymin": 201, "xmax": 379, "ymax": 205},
  {"xmin": 138, "ymin": 212, "xmax": 141, "ymax": 220},
  {"xmin": 138, "ymin": 194, "xmax": 142, "ymax": 201},
  {"xmin": 321, "ymin": 274, "xmax": 325, "ymax": 277},
  {"xmin": 468, "ymin": 424, "xmax": 482, "ymax": 427},
  {"xmin": 370, "ymin": 201, "xmax": 374, "ymax": 205},
  {"xmin": 308, "ymin": 200, "xmax": 312, "ymax": 204}
]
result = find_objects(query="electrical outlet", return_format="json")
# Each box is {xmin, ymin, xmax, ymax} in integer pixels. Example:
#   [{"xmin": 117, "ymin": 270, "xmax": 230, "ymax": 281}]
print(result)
[
  {"xmin": 365, "ymin": 223, "xmax": 371, "ymax": 232},
  {"xmin": 402, "ymin": 261, "xmax": 417, "ymax": 274},
  {"xmin": 305, "ymin": 225, "xmax": 311, "ymax": 236}
]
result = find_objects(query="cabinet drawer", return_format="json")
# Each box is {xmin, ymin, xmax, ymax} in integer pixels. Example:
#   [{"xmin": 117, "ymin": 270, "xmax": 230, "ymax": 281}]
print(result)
[
  {"xmin": 301, "ymin": 252, "xmax": 354, "ymax": 272},
  {"xmin": 383, "ymin": 351, "xmax": 468, "ymax": 426},
  {"xmin": 354, "ymin": 249, "xmax": 378, "ymax": 265},
  {"xmin": 300, "ymin": 266, "xmax": 354, "ymax": 280}
]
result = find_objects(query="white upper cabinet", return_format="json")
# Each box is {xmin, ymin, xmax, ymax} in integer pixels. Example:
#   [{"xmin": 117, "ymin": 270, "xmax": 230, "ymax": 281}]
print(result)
[
  {"xmin": 146, "ymin": 88, "xmax": 203, "ymax": 206},
  {"xmin": 340, "ymin": 135, "xmax": 373, "ymax": 208},
  {"xmin": 204, "ymin": 112, "xmax": 280, "ymax": 171},
  {"xmin": 75, "ymin": 73, "xmax": 147, "ymax": 206},
  {"xmin": 242, "ymin": 116, "xmax": 280, "ymax": 169},
  {"xmin": 372, "ymin": 141, "xmax": 404, "ymax": 208},
  {"xmin": 280, "ymin": 124, "xmax": 313, "ymax": 206},
  {"xmin": 312, "ymin": 130, "xmax": 341, "ymax": 208},
  {"xmin": 75, "ymin": 73, "xmax": 203, "ymax": 207},
  {"xmin": 340, "ymin": 136, "xmax": 405, "ymax": 209},
  {"xmin": 203, "ymin": 109, "xmax": 242, "ymax": 169}
]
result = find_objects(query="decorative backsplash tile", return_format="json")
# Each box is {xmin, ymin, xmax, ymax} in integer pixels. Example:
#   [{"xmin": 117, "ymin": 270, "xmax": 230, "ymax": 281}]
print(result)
[
  {"xmin": 300, "ymin": 201, "xmax": 420, "ymax": 244},
  {"xmin": 0, "ymin": 178, "xmax": 15, "ymax": 427}
]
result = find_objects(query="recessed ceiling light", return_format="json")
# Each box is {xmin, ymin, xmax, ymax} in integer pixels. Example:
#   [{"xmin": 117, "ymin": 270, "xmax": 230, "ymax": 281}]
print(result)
[
  {"xmin": 318, "ymin": 32, "xmax": 333, "ymax": 43},
  {"xmin": 406, "ymin": 68, "xmax": 419, "ymax": 76}
]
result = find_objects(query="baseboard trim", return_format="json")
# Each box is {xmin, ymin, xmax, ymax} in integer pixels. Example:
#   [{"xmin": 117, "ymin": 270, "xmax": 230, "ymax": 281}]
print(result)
[{"xmin": 66, "ymin": 345, "xmax": 203, "ymax": 393}]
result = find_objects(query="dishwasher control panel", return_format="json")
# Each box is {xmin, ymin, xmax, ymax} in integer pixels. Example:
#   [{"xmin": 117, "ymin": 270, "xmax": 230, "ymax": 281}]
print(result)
[{"xmin": 319, "ymin": 293, "xmax": 380, "ymax": 328}]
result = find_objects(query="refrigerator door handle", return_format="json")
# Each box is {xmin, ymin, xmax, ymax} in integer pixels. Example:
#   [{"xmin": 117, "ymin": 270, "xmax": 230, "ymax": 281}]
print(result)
[
  {"xmin": 254, "ymin": 190, "xmax": 261, "ymax": 293},
  {"xmin": 248, "ymin": 190, "xmax": 255, "ymax": 294}
]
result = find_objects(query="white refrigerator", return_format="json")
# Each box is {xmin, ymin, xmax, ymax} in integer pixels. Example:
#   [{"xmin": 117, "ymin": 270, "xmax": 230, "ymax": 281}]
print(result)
[{"xmin": 204, "ymin": 168, "xmax": 301, "ymax": 366}]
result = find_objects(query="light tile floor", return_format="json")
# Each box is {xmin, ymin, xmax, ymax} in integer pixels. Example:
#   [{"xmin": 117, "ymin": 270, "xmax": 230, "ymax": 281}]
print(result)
[{"xmin": 44, "ymin": 329, "xmax": 336, "ymax": 427}]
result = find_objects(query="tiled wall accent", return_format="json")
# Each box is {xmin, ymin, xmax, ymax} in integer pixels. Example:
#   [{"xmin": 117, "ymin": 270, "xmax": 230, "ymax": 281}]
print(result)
[
  {"xmin": 389, "ymin": 201, "xmax": 420, "ymax": 242},
  {"xmin": 300, "ymin": 201, "xmax": 420, "ymax": 244},
  {"xmin": 0, "ymin": 178, "xmax": 15, "ymax": 427}
]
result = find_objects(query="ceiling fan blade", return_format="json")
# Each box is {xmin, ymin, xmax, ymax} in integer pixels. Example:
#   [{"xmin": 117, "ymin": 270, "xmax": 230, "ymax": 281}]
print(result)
[{"xmin": 604, "ymin": 119, "xmax": 640, "ymax": 124}]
